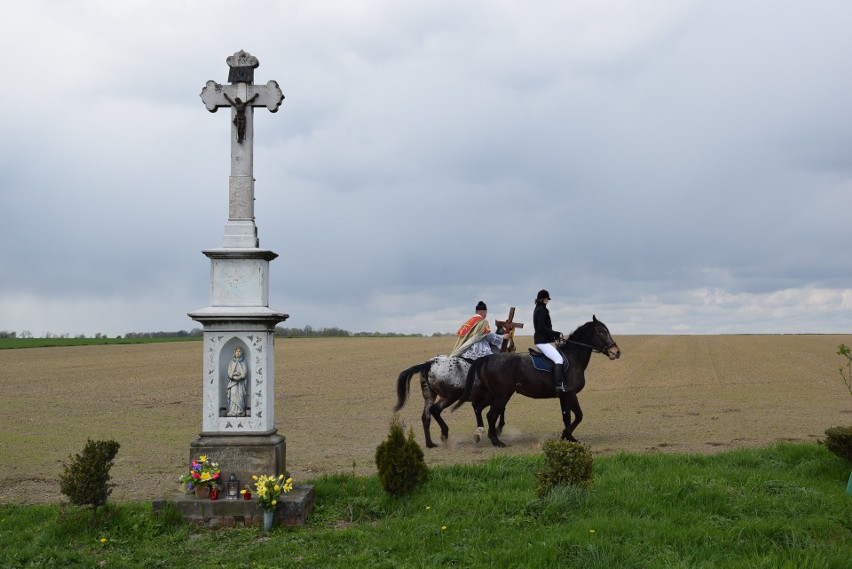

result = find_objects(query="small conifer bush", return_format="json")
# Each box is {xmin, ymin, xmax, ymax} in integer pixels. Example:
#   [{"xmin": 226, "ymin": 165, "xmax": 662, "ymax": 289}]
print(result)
[
  {"xmin": 375, "ymin": 415, "xmax": 428, "ymax": 497},
  {"xmin": 822, "ymin": 426, "xmax": 852, "ymax": 462},
  {"xmin": 535, "ymin": 439, "xmax": 593, "ymax": 497},
  {"xmin": 59, "ymin": 438, "xmax": 121, "ymax": 522}
]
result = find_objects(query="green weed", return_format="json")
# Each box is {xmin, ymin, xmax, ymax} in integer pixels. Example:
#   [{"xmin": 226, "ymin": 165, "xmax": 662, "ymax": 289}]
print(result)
[{"xmin": 0, "ymin": 443, "xmax": 849, "ymax": 568}]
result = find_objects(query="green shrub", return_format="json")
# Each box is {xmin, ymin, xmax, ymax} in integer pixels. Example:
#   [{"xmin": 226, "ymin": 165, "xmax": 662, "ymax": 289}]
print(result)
[
  {"xmin": 535, "ymin": 439, "xmax": 593, "ymax": 497},
  {"xmin": 375, "ymin": 415, "xmax": 428, "ymax": 497},
  {"xmin": 59, "ymin": 439, "xmax": 121, "ymax": 523},
  {"xmin": 822, "ymin": 426, "xmax": 852, "ymax": 462}
]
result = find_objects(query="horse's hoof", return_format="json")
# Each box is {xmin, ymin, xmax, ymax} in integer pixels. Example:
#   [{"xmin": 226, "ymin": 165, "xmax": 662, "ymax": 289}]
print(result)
[
  {"xmin": 426, "ymin": 442, "xmax": 438, "ymax": 449},
  {"xmin": 440, "ymin": 434, "xmax": 448, "ymax": 441},
  {"xmin": 490, "ymin": 439, "xmax": 506, "ymax": 448}
]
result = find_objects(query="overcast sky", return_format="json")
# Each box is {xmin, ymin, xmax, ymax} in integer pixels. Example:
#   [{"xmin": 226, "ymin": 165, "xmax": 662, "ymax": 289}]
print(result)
[{"xmin": 1, "ymin": 1, "xmax": 850, "ymax": 337}]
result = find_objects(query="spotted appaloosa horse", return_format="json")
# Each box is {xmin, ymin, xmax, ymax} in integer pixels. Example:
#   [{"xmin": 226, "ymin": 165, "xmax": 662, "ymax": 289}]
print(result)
[
  {"xmin": 454, "ymin": 316, "xmax": 620, "ymax": 447},
  {"xmin": 394, "ymin": 355, "xmax": 503, "ymax": 448}
]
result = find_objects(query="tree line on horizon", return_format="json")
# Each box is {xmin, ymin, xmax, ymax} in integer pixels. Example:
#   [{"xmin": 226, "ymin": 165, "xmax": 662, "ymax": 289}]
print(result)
[{"xmin": 0, "ymin": 327, "xmax": 453, "ymax": 339}]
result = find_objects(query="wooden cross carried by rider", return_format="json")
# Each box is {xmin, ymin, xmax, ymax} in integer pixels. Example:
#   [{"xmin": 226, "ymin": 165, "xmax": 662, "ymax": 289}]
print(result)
[
  {"xmin": 496, "ymin": 307, "xmax": 524, "ymax": 353},
  {"xmin": 200, "ymin": 50, "xmax": 284, "ymax": 248}
]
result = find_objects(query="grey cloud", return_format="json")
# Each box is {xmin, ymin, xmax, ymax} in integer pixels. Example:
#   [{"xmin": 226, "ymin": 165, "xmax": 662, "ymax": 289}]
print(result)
[{"xmin": 0, "ymin": 1, "xmax": 850, "ymax": 337}]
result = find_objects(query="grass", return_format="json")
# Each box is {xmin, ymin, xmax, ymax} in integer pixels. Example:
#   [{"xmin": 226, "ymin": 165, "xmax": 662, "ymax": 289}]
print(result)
[{"xmin": 1, "ymin": 443, "xmax": 850, "ymax": 568}]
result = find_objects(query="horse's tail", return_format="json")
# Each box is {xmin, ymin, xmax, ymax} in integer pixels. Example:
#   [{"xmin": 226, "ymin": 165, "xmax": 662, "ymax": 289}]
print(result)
[
  {"xmin": 394, "ymin": 360, "xmax": 433, "ymax": 411},
  {"xmin": 452, "ymin": 357, "xmax": 485, "ymax": 412}
]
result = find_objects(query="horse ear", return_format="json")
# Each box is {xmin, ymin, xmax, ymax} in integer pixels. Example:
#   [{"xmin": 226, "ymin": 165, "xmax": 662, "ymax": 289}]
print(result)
[{"xmin": 593, "ymin": 314, "xmax": 598, "ymax": 322}]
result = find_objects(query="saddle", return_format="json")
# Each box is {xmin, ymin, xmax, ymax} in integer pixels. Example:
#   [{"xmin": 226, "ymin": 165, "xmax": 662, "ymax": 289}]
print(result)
[{"xmin": 528, "ymin": 348, "xmax": 561, "ymax": 372}]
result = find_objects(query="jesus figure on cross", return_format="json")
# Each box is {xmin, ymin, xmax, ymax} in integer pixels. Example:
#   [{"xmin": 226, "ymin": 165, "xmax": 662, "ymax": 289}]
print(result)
[{"xmin": 223, "ymin": 92, "xmax": 259, "ymax": 144}]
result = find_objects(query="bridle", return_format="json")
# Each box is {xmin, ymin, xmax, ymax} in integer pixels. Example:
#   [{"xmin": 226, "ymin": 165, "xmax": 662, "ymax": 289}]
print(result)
[{"xmin": 557, "ymin": 332, "xmax": 616, "ymax": 356}]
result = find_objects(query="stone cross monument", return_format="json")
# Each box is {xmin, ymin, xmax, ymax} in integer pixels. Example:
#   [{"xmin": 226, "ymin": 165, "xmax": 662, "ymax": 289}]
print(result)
[
  {"xmin": 200, "ymin": 50, "xmax": 284, "ymax": 249},
  {"xmin": 188, "ymin": 50, "xmax": 289, "ymax": 487}
]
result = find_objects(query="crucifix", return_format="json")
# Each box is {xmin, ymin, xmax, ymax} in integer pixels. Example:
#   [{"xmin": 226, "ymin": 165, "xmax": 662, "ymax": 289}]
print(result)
[
  {"xmin": 200, "ymin": 50, "xmax": 284, "ymax": 248},
  {"xmin": 495, "ymin": 307, "xmax": 524, "ymax": 353},
  {"xmin": 180, "ymin": 51, "xmax": 314, "ymax": 528}
]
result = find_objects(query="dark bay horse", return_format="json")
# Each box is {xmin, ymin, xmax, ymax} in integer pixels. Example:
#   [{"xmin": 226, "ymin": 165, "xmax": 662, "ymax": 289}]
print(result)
[
  {"xmin": 453, "ymin": 316, "xmax": 620, "ymax": 447},
  {"xmin": 395, "ymin": 356, "xmax": 503, "ymax": 448}
]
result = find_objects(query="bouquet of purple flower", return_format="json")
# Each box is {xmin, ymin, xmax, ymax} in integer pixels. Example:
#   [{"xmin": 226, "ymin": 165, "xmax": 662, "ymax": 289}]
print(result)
[{"xmin": 179, "ymin": 455, "xmax": 221, "ymax": 490}]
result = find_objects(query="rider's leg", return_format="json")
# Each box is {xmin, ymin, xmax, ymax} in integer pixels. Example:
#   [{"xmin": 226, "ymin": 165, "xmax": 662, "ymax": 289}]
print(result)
[
  {"xmin": 536, "ymin": 343, "xmax": 566, "ymax": 392},
  {"xmin": 553, "ymin": 362, "xmax": 567, "ymax": 392}
]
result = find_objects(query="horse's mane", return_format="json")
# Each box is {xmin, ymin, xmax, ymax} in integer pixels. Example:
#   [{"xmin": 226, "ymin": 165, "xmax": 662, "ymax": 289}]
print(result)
[{"xmin": 566, "ymin": 319, "xmax": 593, "ymax": 342}]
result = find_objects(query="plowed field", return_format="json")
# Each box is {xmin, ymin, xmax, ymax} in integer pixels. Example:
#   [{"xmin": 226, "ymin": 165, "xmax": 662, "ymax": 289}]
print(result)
[{"xmin": 1, "ymin": 334, "xmax": 850, "ymax": 505}]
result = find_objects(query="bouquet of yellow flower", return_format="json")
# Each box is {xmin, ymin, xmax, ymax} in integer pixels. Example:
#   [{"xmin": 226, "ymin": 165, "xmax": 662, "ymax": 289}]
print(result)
[
  {"xmin": 179, "ymin": 455, "xmax": 221, "ymax": 490},
  {"xmin": 251, "ymin": 473, "xmax": 293, "ymax": 511}
]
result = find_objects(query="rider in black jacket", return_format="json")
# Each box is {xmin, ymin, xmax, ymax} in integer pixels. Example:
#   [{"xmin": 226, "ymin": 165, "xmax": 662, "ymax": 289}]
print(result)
[{"xmin": 533, "ymin": 289, "xmax": 568, "ymax": 392}]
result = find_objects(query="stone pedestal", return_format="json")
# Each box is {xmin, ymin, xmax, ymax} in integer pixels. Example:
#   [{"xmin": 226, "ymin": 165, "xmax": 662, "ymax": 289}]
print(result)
[
  {"xmin": 190, "ymin": 432, "xmax": 286, "ymax": 491},
  {"xmin": 185, "ymin": 246, "xmax": 290, "ymax": 515}
]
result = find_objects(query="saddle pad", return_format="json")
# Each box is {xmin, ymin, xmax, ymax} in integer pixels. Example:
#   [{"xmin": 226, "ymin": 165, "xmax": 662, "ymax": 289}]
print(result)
[{"xmin": 528, "ymin": 350, "xmax": 553, "ymax": 372}]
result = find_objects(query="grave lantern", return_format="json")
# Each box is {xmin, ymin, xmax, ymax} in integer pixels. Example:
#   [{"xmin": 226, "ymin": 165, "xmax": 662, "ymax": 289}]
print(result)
[{"xmin": 227, "ymin": 474, "xmax": 240, "ymax": 500}]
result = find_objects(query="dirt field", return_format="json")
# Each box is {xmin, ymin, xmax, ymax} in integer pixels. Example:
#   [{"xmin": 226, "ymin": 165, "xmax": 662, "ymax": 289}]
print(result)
[{"xmin": 1, "ymin": 334, "xmax": 850, "ymax": 505}]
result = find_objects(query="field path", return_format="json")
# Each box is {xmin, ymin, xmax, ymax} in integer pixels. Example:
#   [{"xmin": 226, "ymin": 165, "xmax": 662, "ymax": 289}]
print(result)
[{"xmin": 1, "ymin": 335, "xmax": 849, "ymax": 505}]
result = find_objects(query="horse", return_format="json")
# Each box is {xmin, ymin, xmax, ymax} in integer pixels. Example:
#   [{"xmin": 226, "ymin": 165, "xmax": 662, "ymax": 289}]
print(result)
[
  {"xmin": 453, "ymin": 316, "xmax": 620, "ymax": 447},
  {"xmin": 394, "ymin": 355, "xmax": 505, "ymax": 448}
]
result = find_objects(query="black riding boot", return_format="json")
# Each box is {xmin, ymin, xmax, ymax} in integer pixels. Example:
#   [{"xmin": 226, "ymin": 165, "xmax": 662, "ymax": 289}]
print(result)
[{"xmin": 553, "ymin": 362, "xmax": 568, "ymax": 392}]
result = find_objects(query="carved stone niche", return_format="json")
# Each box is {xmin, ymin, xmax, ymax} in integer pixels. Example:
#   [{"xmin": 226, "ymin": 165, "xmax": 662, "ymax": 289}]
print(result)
[{"xmin": 201, "ymin": 330, "xmax": 276, "ymax": 435}]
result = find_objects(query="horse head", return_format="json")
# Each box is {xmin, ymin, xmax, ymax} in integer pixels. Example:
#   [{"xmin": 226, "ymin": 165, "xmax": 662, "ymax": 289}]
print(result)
[{"xmin": 566, "ymin": 315, "xmax": 621, "ymax": 360}]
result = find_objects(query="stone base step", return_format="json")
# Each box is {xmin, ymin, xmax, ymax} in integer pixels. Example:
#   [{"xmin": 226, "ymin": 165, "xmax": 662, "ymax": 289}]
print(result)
[{"xmin": 153, "ymin": 484, "xmax": 315, "ymax": 528}]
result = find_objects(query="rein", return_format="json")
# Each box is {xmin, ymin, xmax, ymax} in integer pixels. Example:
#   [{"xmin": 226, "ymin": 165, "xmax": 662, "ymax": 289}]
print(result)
[{"xmin": 558, "ymin": 337, "xmax": 614, "ymax": 355}]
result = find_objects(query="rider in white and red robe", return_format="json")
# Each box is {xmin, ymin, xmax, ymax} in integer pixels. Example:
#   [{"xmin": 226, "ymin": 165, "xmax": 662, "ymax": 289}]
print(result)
[{"xmin": 450, "ymin": 301, "xmax": 508, "ymax": 359}]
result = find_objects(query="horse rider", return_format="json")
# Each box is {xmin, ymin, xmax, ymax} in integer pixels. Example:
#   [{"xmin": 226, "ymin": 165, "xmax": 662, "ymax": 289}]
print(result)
[
  {"xmin": 450, "ymin": 301, "xmax": 510, "ymax": 360},
  {"xmin": 534, "ymin": 289, "xmax": 568, "ymax": 392}
]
